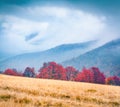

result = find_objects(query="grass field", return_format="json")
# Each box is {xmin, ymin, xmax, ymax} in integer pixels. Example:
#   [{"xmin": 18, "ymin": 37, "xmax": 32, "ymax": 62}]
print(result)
[{"xmin": 0, "ymin": 74, "xmax": 120, "ymax": 107}]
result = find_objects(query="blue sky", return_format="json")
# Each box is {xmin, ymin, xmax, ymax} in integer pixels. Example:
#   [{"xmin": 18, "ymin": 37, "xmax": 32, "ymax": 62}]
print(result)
[{"xmin": 0, "ymin": 0, "xmax": 120, "ymax": 60}]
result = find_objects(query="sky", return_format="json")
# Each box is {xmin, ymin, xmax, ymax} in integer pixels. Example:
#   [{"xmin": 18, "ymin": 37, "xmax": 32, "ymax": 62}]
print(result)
[{"xmin": 0, "ymin": 0, "xmax": 120, "ymax": 60}]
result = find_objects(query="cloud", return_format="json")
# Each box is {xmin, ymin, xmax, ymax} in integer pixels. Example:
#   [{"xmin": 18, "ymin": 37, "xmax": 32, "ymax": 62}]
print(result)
[
  {"xmin": 28, "ymin": 6, "xmax": 69, "ymax": 18},
  {"xmin": 26, "ymin": 6, "xmax": 107, "ymax": 48},
  {"xmin": 1, "ymin": 6, "xmax": 117, "ymax": 54},
  {"xmin": 25, "ymin": 32, "xmax": 39, "ymax": 41},
  {"xmin": 2, "ymin": 15, "xmax": 49, "ymax": 36},
  {"xmin": 0, "ymin": 15, "xmax": 49, "ymax": 53}
]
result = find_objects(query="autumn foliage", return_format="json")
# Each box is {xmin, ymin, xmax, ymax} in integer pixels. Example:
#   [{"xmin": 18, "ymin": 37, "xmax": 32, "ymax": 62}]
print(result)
[
  {"xmin": 90, "ymin": 67, "xmax": 105, "ymax": 84},
  {"xmin": 75, "ymin": 68, "xmax": 94, "ymax": 83},
  {"xmin": 2, "ymin": 61, "xmax": 120, "ymax": 86},
  {"xmin": 65, "ymin": 66, "xmax": 78, "ymax": 81},
  {"xmin": 106, "ymin": 76, "xmax": 120, "ymax": 85},
  {"xmin": 37, "ymin": 62, "xmax": 66, "ymax": 80},
  {"xmin": 3, "ymin": 68, "xmax": 22, "ymax": 76},
  {"xmin": 23, "ymin": 67, "xmax": 35, "ymax": 77}
]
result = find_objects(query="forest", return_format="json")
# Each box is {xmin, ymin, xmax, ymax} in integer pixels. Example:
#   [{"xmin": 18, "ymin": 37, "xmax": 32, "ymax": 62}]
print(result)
[{"xmin": 1, "ymin": 61, "xmax": 120, "ymax": 86}]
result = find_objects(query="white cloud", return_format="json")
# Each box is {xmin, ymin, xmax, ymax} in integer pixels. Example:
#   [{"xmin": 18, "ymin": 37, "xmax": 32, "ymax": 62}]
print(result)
[
  {"xmin": 1, "ymin": 6, "xmax": 114, "ymax": 54},
  {"xmin": 28, "ymin": 6, "xmax": 69, "ymax": 18},
  {"xmin": 0, "ymin": 15, "xmax": 49, "ymax": 53},
  {"xmin": 29, "ymin": 7, "xmax": 106, "ymax": 49},
  {"xmin": 2, "ymin": 15, "xmax": 49, "ymax": 36}
]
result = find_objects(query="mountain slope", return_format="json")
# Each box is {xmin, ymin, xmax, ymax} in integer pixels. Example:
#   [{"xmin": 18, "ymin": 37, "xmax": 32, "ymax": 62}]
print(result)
[
  {"xmin": 0, "ymin": 41, "xmax": 97, "ymax": 71},
  {"xmin": 63, "ymin": 39, "xmax": 120, "ymax": 76}
]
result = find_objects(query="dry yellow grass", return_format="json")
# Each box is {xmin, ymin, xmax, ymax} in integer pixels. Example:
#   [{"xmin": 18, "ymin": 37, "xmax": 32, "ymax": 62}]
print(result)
[{"xmin": 0, "ymin": 74, "xmax": 120, "ymax": 107}]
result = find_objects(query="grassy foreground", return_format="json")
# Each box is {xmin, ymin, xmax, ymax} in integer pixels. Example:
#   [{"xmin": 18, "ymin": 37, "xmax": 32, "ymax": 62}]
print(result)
[{"xmin": 0, "ymin": 74, "xmax": 120, "ymax": 107}]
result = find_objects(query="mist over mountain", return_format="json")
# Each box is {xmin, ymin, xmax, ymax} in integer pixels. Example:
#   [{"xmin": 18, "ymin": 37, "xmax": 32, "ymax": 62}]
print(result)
[
  {"xmin": 63, "ymin": 39, "xmax": 120, "ymax": 76},
  {"xmin": 0, "ymin": 41, "xmax": 97, "ymax": 71},
  {"xmin": 1, "ymin": 38, "xmax": 120, "ymax": 77}
]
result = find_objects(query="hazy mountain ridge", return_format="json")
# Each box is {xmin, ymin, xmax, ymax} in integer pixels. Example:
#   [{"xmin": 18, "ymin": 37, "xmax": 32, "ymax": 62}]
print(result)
[
  {"xmin": 1, "ymin": 39, "xmax": 120, "ymax": 76},
  {"xmin": 63, "ymin": 39, "xmax": 120, "ymax": 76},
  {"xmin": 0, "ymin": 41, "xmax": 97, "ymax": 71}
]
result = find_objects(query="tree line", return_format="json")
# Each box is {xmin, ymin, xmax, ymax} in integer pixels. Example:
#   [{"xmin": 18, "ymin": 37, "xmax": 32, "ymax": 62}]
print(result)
[{"xmin": 1, "ymin": 61, "xmax": 120, "ymax": 86}]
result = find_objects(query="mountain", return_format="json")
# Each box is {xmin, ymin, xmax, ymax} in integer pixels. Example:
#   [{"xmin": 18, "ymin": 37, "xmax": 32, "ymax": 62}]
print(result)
[
  {"xmin": 63, "ymin": 39, "xmax": 120, "ymax": 76},
  {"xmin": 0, "ymin": 41, "xmax": 97, "ymax": 71},
  {"xmin": 0, "ymin": 53, "xmax": 14, "ymax": 62}
]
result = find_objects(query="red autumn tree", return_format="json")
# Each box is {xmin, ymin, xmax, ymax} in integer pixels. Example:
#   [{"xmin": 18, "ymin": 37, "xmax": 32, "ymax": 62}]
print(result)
[
  {"xmin": 37, "ymin": 62, "xmax": 66, "ymax": 80},
  {"xmin": 90, "ymin": 67, "xmax": 105, "ymax": 84},
  {"xmin": 106, "ymin": 76, "xmax": 120, "ymax": 86},
  {"xmin": 3, "ymin": 68, "xmax": 21, "ymax": 76},
  {"xmin": 65, "ymin": 66, "xmax": 78, "ymax": 81},
  {"xmin": 23, "ymin": 67, "xmax": 35, "ymax": 77},
  {"xmin": 75, "ymin": 67, "xmax": 106, "ymax": 84},
  {"xmin": 75, "ymin": 67, "xmax": 94, "ymax": 83}
]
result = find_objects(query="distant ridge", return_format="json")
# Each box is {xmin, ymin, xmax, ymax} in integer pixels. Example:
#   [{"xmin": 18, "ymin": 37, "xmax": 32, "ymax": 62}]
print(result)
[
  {"xmin": 63, "ymin": 39, "xmax": 120, "ymax": 76},
  {"xmin": 0, "ymin": 40, "xmax": 97, "ymax": 71}
]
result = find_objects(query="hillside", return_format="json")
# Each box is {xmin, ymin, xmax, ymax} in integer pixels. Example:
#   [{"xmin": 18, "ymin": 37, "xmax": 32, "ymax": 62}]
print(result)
[
  {"xmin": 63, "ymin": 39, "xmax": 120, "ymax": 76},
  {"xmin": 0, "ymin": 74, "xmax": 120, "ymax": 107},
  {"xmin": 0, "ymin": 41, "xmax": 96, "ymax": 71}
]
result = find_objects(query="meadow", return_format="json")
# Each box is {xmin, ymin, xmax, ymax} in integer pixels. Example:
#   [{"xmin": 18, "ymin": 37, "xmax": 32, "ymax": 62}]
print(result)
[{"xmin": 0, "ymin": 74, "xmax": 120, "ymax": 107}]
